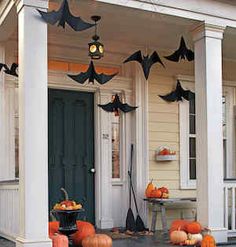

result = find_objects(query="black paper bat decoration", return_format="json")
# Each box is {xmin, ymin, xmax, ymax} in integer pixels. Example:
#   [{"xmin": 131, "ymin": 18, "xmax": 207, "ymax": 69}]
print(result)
[
  {"xmin": 98, "ymin": 94, "xmax": 138, "ymax": 116},
  {"xmin": 0, "ymin": 63, "xmax": 18, "ymax": 77},
  {"xmin": 159, "ymin": 80, "xmax": 195, "ymax": 102},
  {"xmin": 164, "ymin": 37, "xmax": 194, "ymax": 62},
  {"xmin": 123, "ymin": 50, "xmax": 165, "ymax": 80},
  {"xmin": 38, "ymin": 0, "xmax": 94, "ymax": 31},
  {"xmin": 68, "ymin": 61, "xmax": 118, "ymax": 85}
]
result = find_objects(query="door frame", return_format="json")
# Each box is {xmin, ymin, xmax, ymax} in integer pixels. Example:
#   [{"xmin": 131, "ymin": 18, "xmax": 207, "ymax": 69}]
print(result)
[{"xmin": 48, "ymin": 68, "xmax": 148, "ymax": 229}]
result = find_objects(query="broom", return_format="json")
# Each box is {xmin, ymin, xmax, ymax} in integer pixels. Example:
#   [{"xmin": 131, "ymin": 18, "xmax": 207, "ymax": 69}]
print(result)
[
  {"xmin": 125, "ymin": 144, "xmax": 136, "ymax": 232},
  {"xmin": 129, "ymin": 144, "xmax": 147, "ymax": 232}
]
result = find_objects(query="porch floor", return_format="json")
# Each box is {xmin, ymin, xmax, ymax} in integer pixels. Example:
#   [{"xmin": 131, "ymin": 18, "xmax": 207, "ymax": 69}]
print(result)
[{"xmin": 1, "ymin": 233, "xmax": 236, "ymax": 247}]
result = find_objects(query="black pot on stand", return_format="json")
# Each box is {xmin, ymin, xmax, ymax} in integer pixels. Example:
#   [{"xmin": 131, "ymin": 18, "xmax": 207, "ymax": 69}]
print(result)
[{"xmin": 52, "ymin": 209, "xmax": 84, "ymax": 247}]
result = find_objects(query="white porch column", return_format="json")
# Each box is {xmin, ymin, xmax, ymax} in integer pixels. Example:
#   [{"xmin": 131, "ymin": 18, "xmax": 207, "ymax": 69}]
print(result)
[
  {"xmin": 15, "ymin": 0, "xmax": 51, "ymax": 247},
  {"xmin": 192, "ymin": 23, "xmax": 227, "ymax": 242},
  {"xmin": 0, "ymin": 44, "xmax": 6, "ymax": 180}
]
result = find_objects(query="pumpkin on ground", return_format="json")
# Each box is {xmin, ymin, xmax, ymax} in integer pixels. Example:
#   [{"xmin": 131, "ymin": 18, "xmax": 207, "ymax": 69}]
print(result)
[
  {"xmin": 186, "ymin": 221, "xmax": 202, "ymax": 234},
  {"xmin": 72, "ymin": 221, "xmax": 96, "ymax": 246},
  {"xmin": 82, "ymin": 234, "xmax": 112, "ymax": 247},
  {"xmin": 170, "ymin": 228, "xmax": 188, "ymax": 244},
  {"xmin": 145, "ymin": 180, "xmax": 154, "ymax": 198},
  {"xmin": 201, "ymin": 234, "xmax": 216, "ymax": 247},
  {"xmin": 49, "ymin": 221, "xmax": 59, "ymax": 237},
  {"xmin": 188, "ymin": 233, "xmax": 203, "ymax": 243},
  {"xmin": 50, "ymin": 233, "xmax": 68, "ymax": 247},
  {"xmin": 170, "ymin": 219, "xmax": 189, "ymax": 232},
  {"xmin": 184, "ymin": 239, "xmax": 197, "ymax": 245}
]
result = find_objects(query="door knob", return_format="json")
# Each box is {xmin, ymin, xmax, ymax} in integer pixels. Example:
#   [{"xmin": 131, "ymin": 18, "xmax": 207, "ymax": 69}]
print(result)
[{"xmin": 90, "ymin": 168, "xmax": 96, "ymax": 173}]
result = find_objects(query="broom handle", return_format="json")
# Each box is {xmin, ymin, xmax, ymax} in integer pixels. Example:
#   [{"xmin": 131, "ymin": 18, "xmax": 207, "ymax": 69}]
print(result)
[
  {"xmin": 128, "ymin": 145, "xmax": 134, "ymax": 208},
  {"xmin": 129, "ymin": 171, "xmax": 139, "ymax": 215},
  {"xmin": 129, "ymin": 144, "xmax": 140, "ymax": 215}
]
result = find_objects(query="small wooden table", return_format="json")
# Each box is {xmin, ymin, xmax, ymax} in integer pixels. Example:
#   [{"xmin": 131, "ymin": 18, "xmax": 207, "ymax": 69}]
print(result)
[{"xmin": 144, "ymin": 198, "xmax": 196, "ymax": 234}]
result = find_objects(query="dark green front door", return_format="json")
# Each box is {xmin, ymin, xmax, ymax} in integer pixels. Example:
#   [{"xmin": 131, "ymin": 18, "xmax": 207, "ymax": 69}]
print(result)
[{"xmin": 48, "ymin": 89, "xmax": 95, "ymax": 223}]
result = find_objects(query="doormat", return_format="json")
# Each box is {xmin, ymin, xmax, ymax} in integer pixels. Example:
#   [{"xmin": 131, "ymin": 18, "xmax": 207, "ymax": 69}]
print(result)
[{"xmin": 98, "ymin": 229, "xmax": 154, "ymax": 240}]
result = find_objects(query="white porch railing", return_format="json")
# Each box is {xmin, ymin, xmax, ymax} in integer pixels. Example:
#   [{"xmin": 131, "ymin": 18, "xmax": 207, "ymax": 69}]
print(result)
[
  {"xmin": 0, "ymin": 181, "xmax": 19, "ymax": 241},
  {"xmin": 224, "ymin": 181, "xmax": 236, "ymax": 237}
]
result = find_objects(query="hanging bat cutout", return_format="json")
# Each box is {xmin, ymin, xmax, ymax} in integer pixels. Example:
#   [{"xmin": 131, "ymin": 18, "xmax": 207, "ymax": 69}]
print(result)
[
  {"xmin": 0, "ymin": 63, "xmax": 18, "ymax": 77},
  {"xmin": 164, "ymin": 37, "xmax": 194, "ymax": 62},
  {"xmin": 159, "ymin": 80, "xmax": 195, "ymax": 102},
  {"xmin": 98, "ymin": 94, "xmax": 138, "ymax": 116},
  {"xmin": 68, "ymin": 61, "xmax": 118, "ymax": 85},
  {"xmin": 123, "ymin": 50, "xmax": 165, "ymax": 80},
  {"xmin": 38, "ymin": 0, "xmax": 94, "ymax": 31}
]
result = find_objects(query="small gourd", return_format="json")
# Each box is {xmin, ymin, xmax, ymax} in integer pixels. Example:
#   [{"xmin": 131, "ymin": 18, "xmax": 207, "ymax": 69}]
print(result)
[
  {"xmin": 82, "ymin": 234, "xmax": 112, "ymax": 247},
  {"xmin": 50, "ymin": 233, "xmax": 68, "ymax": 247},
  {"xmin": 185, "ymin": 238, "xmax": 197, "ymax": 245},
  {"xmin": 201, "ymin": 235, "xmax": 216, "ymax": 247},
  {"xmin": 170, "ymin": 228, "xmax": 188, "ymax": 244},
  {"xmin": 188, "ymin": 233, "xmax": 203, "ymax": 243},
  {"xmin": 145, "ymin": 180, "xmax": 155, "ymax": 198}
]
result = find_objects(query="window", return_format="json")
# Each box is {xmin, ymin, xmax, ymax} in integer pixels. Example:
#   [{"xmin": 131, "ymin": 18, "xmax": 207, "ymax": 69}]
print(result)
[
  {"xmin": 112, "ymin": 113, "xmax": 121, "ymax": 179},
  {"xmin": 180, "ymin": 85, "xmax": 235, "ymax": 188}
]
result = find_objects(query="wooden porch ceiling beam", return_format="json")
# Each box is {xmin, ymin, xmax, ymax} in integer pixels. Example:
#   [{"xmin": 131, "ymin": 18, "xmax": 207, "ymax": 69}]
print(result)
[{"xmin": 96, "ymin": 0, "xmax": 236, "ymax": 29}]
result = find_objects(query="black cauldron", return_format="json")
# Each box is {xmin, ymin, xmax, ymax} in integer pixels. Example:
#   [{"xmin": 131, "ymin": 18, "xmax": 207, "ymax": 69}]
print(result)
[{"xmin": 52, "ymin": 209, "xmax": 84, "ymax": 246}]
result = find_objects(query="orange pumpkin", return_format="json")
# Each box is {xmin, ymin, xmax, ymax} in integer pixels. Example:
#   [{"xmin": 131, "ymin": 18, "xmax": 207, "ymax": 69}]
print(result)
[
  {"xmin": 170, "ymin": 219, "xmax": 189, "ymax": 232},
  {"xmin": 82, "ymin": 234, "xmax": 112, "ymax": 247},
  {"xmin": 201, "ymin": 235, "xmax": 216, "ymax": 247},
  {"xmin": 170, "ymin": 228, "xmax": 188, "ymax": 244},
  {"xmin": 150, "ymin": 187, "xmax": 162, "ymax": 198},
  {"xmin": 49, "ymin": 221, "xmax": 59, "ymax": 237},
  {"xmin": 50, "ymin": 233, "xmax": 68, "ymax": 247},
  {"xmin": 72, "ymin": 221, "xmax": 96, "ymax": 246},
  {"xmin": 186, "ymin": 221, "xmax": 202, "ymax": 234},
  {"xmin": 145, "ymin": 180, "xmax": 155, "ymax": 198}
]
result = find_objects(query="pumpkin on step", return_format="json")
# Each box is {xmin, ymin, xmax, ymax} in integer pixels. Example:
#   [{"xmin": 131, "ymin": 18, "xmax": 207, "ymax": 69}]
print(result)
[
  {"xmin": 49, "ymin": 221, "xmax": 59, "ymax": 237},
  {"xmin": 72, "ymin": 221, "xmax": 96, "ymax": 246},
  {"xmin": 201, "ymin": 235, "xmax": 216, "ymax": 247},
  {"xmin": 170, "ymin": 228, "xmax": 188, "ymax": 244},
  {"xmin": 82, "ymin": 234, "xmax": 112, "ymax": 247},
  {"xmin": 170, "ymin": 219, "xmax": 189, "ymax": 232},
  {"xmin": 145, "ymin": 180, "xmax": 154, "ymax": 198},
  {"xmin": 50, "ymin": 233, "xmax": 68, "ymax": 247},
  {"xmin": 186, "ymin": 221, "xmax": 202, "ymax": 234}
]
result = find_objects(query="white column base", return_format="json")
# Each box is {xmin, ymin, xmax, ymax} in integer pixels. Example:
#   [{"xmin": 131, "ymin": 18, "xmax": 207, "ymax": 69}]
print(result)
[
  {"xmin": 209, "ymin": 227, "xmax": 228, "ymax": 243},
  {"xmin": 16, "ymin": 237, "xmax": 52, "ymax": 247},
  {"xmin": 99, "ymin": 218, "xmax": 114, "ymax": 229}
]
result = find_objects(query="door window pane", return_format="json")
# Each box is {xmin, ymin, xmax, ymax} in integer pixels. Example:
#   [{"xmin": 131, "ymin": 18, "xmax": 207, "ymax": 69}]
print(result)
[{"xmin": 112, "ymin": 113, "xmax": 120, "ymax": 179}]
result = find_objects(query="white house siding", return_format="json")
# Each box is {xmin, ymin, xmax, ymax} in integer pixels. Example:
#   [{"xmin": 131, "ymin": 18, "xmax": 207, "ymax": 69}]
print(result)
[{"xmin": 148, "ymin": 71, "xmax": 196, "ymax": 229}]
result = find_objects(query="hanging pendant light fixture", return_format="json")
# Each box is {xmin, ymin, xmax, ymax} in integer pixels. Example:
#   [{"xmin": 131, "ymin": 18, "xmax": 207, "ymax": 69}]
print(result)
[{"xmin": 88, "ymin": 16, "xmax": 104, "ymax": 60}]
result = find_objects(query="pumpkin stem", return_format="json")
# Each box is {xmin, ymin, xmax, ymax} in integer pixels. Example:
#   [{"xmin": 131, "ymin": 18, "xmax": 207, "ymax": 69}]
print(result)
[{"xmin": 61, "ymin": 187, "xmax": 69, "ymax": 201}]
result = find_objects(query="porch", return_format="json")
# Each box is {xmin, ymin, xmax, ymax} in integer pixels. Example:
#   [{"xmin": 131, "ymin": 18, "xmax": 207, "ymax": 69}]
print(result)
[
  {"xmin": 1, "ymin": 232, "xmax": 236, "ymax": 247},
  {"xmin": 0, "ymin": 0, "xmax": 236, "ymax": 246}
]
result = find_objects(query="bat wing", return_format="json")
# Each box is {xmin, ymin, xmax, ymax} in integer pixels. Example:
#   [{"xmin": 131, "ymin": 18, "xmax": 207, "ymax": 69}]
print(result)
[
  {"xmin": 182, "ymin": 89, "xmax": 195, "ymax": 101},
  {"xmin": 0, "ymin": 63, "xmax": 7, "ymax": 72},
  {"xmin": 142, "ymin": 51, "xmax": 165, "ymax": 80},
  {"xmin": 186, "ymin": 49, "xmax": 194, "ymax": 61},
  {"xmin": 119, "ymin": 103, "xmax": 138, "ymax": 113},
  {"xmin": 66, "ymin": 14, "xmax": 95, "ymax": 31},
  {"xmin": 159, "ymin": 91, "xmax": 179, "ymax": 102},
  {"xmin": 123, "ymin": 50, "xmax": 143, "ymax": 64},
  {"xmin": 98, "ymin": 102, "xmax": 114, "ymax": 112},
  {"xmin": 164, "ymin": 50, "xmax": 180, "ymax": 62},
  {"xmin": 150, "ymin": 51, "xmax": 165, "ymax": 68},
  {"xmin": 94, "ymin": 72, "xmax": 118, "ymax": 85},
  {"xmin": 37, "ymin": 7, "xmax": 63, "ymax": 25},
  {"xmin": 67, "ymin": 71, "xmax": 89, "ymax": 84}
]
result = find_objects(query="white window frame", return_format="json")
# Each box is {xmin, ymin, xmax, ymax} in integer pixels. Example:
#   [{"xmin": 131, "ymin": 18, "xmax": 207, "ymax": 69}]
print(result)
[
  {"xmin": 180, "ymin": 82, "xmax": 235, "ymax": 189},
  {"xmin": 179, "ymin": 80, "xmax": 196, "ymax": 189}
]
